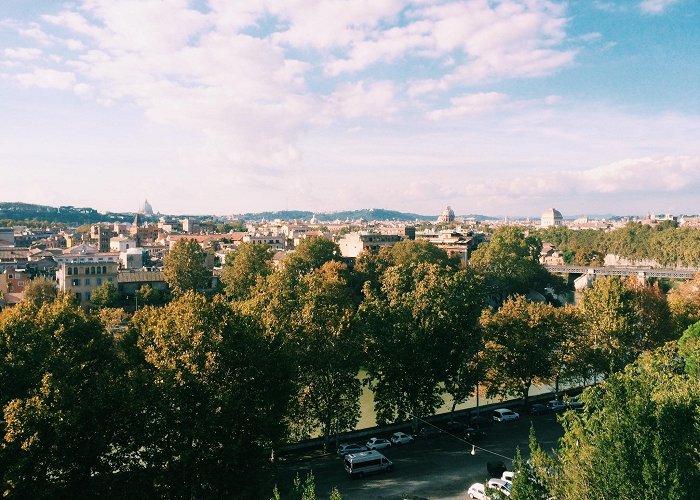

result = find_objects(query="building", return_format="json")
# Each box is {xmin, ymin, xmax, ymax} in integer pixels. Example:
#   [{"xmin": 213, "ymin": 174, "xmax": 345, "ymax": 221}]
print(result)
[
  {"xmin": 437, "ymin": 206, "xmax": 455, "ymax": 224},
  {"xmin": 0, "ymin": 267, "xmax": 29, "ymax": 294},
  {"xmin": 337, "ymin": 232, "xmax": 402, "ymax": 258},
  {"xmin": 90, "ymin": 224, "xmax": 114, "ymax": 252},
  {"xmin": 54, "ymin": 244, "xmax": 119, "ymax": 305},
  {"xmin": 0, "ymin": 228, "xmax": 15, "ymax": 246},
  {"xmin": 541, "ymin": 208, "xmax": 563, "ymax": 228},
  {"xmin": 110, "ymin": 235, "xmax": 137, "ymax": 253},
  {"xmin": 139, "ymin": 199, "xmax": 154, "ymax": 216},
  {"xmin": 120, "ymin": 248, "xmax": 144, "ymax": 269}
]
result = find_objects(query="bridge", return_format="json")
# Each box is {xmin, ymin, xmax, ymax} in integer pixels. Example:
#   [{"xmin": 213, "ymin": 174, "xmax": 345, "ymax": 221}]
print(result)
[
  {"xmin": 545, "ymin": 264, "xmax": 699, "ymax": 280},
  {"xmin": 545, "ymin": 264, "xmax": 699, "ymax": 290}
]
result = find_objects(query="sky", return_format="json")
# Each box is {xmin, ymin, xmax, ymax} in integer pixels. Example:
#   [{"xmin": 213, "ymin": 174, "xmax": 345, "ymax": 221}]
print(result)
[{"xmin": 0, "ymin": 0, "xmax": 699, "ymax": 217}]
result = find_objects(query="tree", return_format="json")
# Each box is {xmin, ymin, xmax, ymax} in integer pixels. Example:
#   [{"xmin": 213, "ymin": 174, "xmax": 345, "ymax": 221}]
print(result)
[
  {"xmin": 130, "ymin": 292, "xmax": 293, "ymax": 497},
  {"xmin": 284, "ymin": 238, "xmax": 341, "ymax": 277},
  {"xmin": 470, "ymin": 226, "xmax": 559, "ymax": 305},
  {"xmin": 288, "ymin": 261, "xmax": 363, "ymax": 448},
  {"xmin": 510, "ymin": 428, "xmax": 556, "ymax": 500},
  {"xmin": 162, "ymin": 238, "xmax": 210, "ymax": 296},
  {"xmin": 21, "ymin": 277, "xmax": 58, "ymax": 308},
  {"xmin": 547, "ymin": 306, "xmax": 589, "ymax": 394},
  {"xmin": 577, "ymin": 277, "xmax": 638, "ymax": 375},
  {"xmin": 220, "ymin": 242, "xmax": 275, "ymax": 301},
  {"xmin": 389, "ymin": 239, "xmax": 458, "ymax": 268},
  {"xmin": 554, "ymin": 345, "xmax": 700, "ymax": 500},
  {"xmin": 678, "ymin": 320, "xmax": 700, "ymax": 377},
  {"xmin": 480, "ymin": 295, "xmax": 558, "ymax": 408},
  {"xmin": 359, "ymin": 263, "xmax": 483, "ymax": 431},
  {"xmin": 135, "ymin": 284, "xmax": 170, "ymax": 307},
  {"xmin": 90, "ymin": 282, "xmax": 120, "ymax": 309},
  {"xmin": 668, "ymin": 273, "xmax": 700, "ymax": 336},
  {"xmin": 0, "ymin": 296, "xmax": 133, "ymax": 497}
]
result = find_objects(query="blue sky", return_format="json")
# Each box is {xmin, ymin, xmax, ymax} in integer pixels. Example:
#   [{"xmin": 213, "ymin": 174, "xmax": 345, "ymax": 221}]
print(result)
[{"xmin": 1, "ymin": 0, "xmax": 698, "ymax": 216}]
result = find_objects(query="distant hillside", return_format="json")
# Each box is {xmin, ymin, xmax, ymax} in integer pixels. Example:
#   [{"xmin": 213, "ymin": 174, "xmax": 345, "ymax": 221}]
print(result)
[
  {"xmin": 0, "ymin": 202, "xmax": 132, "ymax": 225},
  {"xmin": 237, "ymin": 208, "xmax": 435, "ymax": 222}
]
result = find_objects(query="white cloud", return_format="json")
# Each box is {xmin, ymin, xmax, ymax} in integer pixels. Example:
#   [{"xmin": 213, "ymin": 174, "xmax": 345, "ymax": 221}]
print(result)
[
  {"xmin": 639, "ymin": 0, "xmax": 681, "ymax": 14},
  {"xmin": 3, "ymin": 47, "xmax": 42, "ymax": 60},
  {"xmin": 325, "ymin": 81, "xmax": 399, "ymax": 120},
  {"xmin": 426, "ymin": 92, "xmax": 509, "ymax": 120},
  {"xmin": 15, "ymin": 69, "xmax": 76, "ymax": 90}
]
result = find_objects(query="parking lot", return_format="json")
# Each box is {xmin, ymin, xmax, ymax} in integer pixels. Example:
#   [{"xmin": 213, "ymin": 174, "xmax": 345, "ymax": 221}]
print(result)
[{"xmin": 269, "ymin": 411, "xmax": 565, "ymax": 499}]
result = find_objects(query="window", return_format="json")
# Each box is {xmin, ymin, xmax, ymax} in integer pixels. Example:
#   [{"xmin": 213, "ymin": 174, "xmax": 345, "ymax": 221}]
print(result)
[
  {"xmin": 7, "ymin": 274, "xmax": 13, "ymax": 279},
  {"xmin": 85, "ymin": 278, "xmax": 90, "ymax": 286},
  {"xmin": 18, "ymin": 281, "xmax": 24, "ymax": 286},
  {"xmin": 97, "ymin": 266, "xmax": 101, "ymax": 275},
  {"xmin": 107, "ymin": 278, "xmax": 113, "ymax": 282},
  {"xmin": 73, "ymin": 267, "xmax": 78, "ymax": 275},
  {"xmin": 67, "ymin": 268, "xmax": 72, "ymax": 276},
  {"xmin": 72, "ymin": 279, "xmax": 80, "ymax": 286},
  {"xmin": 91, "ymin": 266, "xmax": 96, "ymax": 274},
  {"xmin": 85, "ymin": 292, "xmax": 91, "ymax": 301},
  {"xmin": 102, "ymin": 266, "xmax": 107, "ymax": 274},
  {"xmin": 96, "ymin": 278, "xmax": 102, "ymax": 285},
  {"xmin": 75, "ymin": 292, "xmax": 81, "ymax": 302}
]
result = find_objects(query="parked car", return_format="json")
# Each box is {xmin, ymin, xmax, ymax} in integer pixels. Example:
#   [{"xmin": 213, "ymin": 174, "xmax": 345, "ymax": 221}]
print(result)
[
  {"xmin": 530, "ymin": 403, "xmax": 550, "ymax": 416},
  {"xmin": 365, "ymin": 437, "xmax": 391, "ymax": 450},
  {"xmin": 337, "ymin": 443, "xmax": 367, "ymax": 456},
  {"xmin": 487, "ymin": 478, "xmax": 512, "ymax": 497},
  {"xmin": 343, "ymin": 450, "xmax": 393, "ymax": 478},
  {"xmin": 390, "ymin": 431, "xmax": 414, "ymax": 445},
  {"xmin": 417, "ymin": 426, "xmax": 443, "ymax": 439},
  {"xmin": 469, "ymin": 414, "xmax": 493, "ymax": 428},
  {"xmin": 546, "ymin": 400, "xmax": 567, "ymax": 412},
  {"xmin": 467, "ymin": 482, "xmax": 488, "ymax": 499},
  {"xmin": 492, "ymin": 408, "xmax": 520, "ymax": 422},
  {"xmin": 501, "ymin": 470, "xmax": 515, "ymax": 483},
  {"xmin": 443, "ymin": 419, "xmax": 469, "ymax": 433},
  {"xmin": 464, "ymin": 427, "xmax": 486, "ymax": 441}
]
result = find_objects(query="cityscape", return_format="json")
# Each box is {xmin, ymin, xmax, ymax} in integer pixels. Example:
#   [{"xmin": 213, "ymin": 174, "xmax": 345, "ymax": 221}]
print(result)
[{"xmin": 1, "ymin": 0, "xmax": 699, "ymax": 498}]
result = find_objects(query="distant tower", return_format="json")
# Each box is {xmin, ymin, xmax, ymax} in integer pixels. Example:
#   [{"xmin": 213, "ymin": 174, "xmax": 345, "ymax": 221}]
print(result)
[
  {"xmin": 541, "ymin": 208, "xmax": 563, "ymax": 228},
  {"xmin": 437, "ymin": 206, "xmax": 455, "ymax": 223},
  {"xmin": 139, "ymin": 199, "xmax": 154, "ymax": 216}
]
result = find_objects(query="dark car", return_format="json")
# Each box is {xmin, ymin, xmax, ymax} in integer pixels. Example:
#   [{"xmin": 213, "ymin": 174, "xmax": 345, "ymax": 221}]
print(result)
[
  {"xmin": 464, "ymin": 427, "xmax": 486, "ymax": 441},
  {"xmin": 417, "ymin": 426, "xmax": 444, "ymax": 439},
  {"xmin": 530, "ymin": 403, "xmax": 550, "ymax": 416},
  {"xmin": 443, "ymin": 419, "xmax": 469, "ymax": 434},
  {"xmin": 469, "ymin": 415, "xmax": 493, "ymax": 428}
]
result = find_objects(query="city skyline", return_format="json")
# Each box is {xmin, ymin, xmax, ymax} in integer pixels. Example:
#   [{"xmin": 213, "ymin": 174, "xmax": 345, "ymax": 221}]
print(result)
[{"xmin": 1, "ymin": 0, "xmax": 699, "ymax": 216}]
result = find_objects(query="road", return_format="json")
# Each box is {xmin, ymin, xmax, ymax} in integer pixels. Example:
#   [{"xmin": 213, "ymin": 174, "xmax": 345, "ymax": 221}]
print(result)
[{"xmin": 269, "ymin": 411, "xmax": 565, "ymax": 499}]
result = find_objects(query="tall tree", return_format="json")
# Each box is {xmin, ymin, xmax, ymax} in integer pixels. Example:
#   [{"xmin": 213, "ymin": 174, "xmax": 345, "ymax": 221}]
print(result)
[
  {"xmin": 0, "ymin": 296, "xmax": 132, "ymax": 498},
  {"xmin": 131, "ymin": 292, "xmax": 293, "ymax": 497},
  {"xmin": 284, "ymin": 238, "xmax": 341, "ymax": 277},
  {"xmin": 220, "ymin": 242, "xmax": 275, "ymax": 301},
  {"xmin": 359, "ymin": 263, "xmax": 483, "ymax": 431},
  {"xmin": 89, "ymin": 282, "xmax": 120, "ymax": 309},
  {"xmin": 480, "ymin": 295, "xmax": 558, "ymax": 407},
  {"xmin": 162, "ymin": 238, "xmax": 210, "ymax": 296},
  {"xmin": 554, "ymin": 345, "xmax": 700, "ymax": 500},
  {"xmin": 389, "ymin": 239, "xmax": 459, "ymax": 268},
  {"xmin": 288, "ymin": 261, "xmax": 363, "ymax": 449}
]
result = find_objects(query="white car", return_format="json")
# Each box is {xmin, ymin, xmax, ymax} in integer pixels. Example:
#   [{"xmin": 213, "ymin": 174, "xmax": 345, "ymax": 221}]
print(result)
[
  {"xmin": 501, "ymin": 470, "xmax": 515, "ymax": 483},
  {"xmin": 488, "ymin": 478, "xmax": 512, "ymax": 497},
  {"xmin": 492, "ymin": 408, "xmax": 520, "ymax": 422},
  {"xmin": 365, "ymin": 437, "xmax": 391, "ymax": 450},
  {"xmin": 546, "ymin": 400, "xmax": 567, "ymax": 412},
  {"xmin": 337, "ymin": 443, "xmax": 367, "ymax": 456},
  {"xmin": 467, "ymin": 482, "xmax": 488, "ymax": 499},
  {"xmin": 390, "ymin": 431, "xmax": 414, "ymax": 445}
]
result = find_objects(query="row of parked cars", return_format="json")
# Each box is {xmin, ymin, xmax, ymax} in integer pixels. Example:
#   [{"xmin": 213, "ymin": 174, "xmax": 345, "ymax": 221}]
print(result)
[
  {"xmin": 468, "ymin": 471, "xmax": 515, "ymax": 498},
  {"xmin": 530, "ymin": 397, "xmax": 583, "ymax": 416}
]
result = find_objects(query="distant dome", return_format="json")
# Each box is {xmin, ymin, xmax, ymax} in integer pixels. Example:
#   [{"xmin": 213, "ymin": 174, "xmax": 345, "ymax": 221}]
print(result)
[
  {"xmin": 437, "ymin": 206, "xmax": 455, "ymax": 223},
  {"xmin": 139, "ymin": 199, "xmax": 154, "ymax": 216},
  {"xmin": 310, "ymin": 214, "xmax": 318, "ymax": 224},
  {"xmin": 541, "ymin": 208, "xmax": 563, "ymax": 228}
]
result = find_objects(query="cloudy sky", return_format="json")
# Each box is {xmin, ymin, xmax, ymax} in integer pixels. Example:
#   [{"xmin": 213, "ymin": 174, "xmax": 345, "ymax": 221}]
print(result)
[{"xmin": 1, "ymin": 0, "xmax": 698, "ymax": 217}]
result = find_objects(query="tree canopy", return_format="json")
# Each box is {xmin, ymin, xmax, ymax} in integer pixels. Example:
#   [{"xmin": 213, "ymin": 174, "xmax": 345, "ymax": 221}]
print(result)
[{"xmin": 162, "ymin": 238, "xmax": 210, "ymax": 296}]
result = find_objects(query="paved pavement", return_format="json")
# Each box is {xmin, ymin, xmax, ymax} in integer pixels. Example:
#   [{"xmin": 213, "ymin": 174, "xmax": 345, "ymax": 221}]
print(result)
[{"xmin": 268, "ymin": 411, "xmax": 565, "ymax": 499}]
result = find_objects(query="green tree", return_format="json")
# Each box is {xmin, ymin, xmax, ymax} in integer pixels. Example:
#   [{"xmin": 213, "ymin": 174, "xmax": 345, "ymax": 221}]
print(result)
[
  {"xmin": 359, "ymin": 263, "xmax": 484, "ymax": 431},
  {"xmin": 135, "ymin": 284, "xmax": 170, "ymax": 307},
  {"xmin": 90, "ymin": 282, "xmax": 120, "ymax": 309},
  {"xmin": 470, "ymin": 226, "xmax": 559, "ymax": 304},
  {"xmin": 21, "ymin": 277, "xmax": 58, "ymax": 308},
  {"xmin": 284, "ymin": 238, "xmax": 341, "ymax": 277},
  {"xmin": 510, "ymin": 427, "xmax": 557, "ymax": 499},
  {"xmin": 289, "ymin": 261, "xmax": 363, "ymax": 448},
  {"xmin": 0, "ymin": 296, "xmax": 133, "ymax": 497},
  {"xmin": 162, "ymin": 238, "xmax": 210, "ymax": 296},
  {"xmin": 389, "ymin": 239, "xmax": 458, "ymax": 268},
  {"xmin": 547, "ymin": 306, "xmax": 589, "ymax": 394},
  {"xmin": 220, "ymin": 242, "xmax": 275, "ymax": 301},
  {"xmin": 678, "ymin": 320, "xmax": 700, "ymax": 377},
  {"xmin": 578, "ymin": 277, "xmax": 638, "ymax": 375},
  {"xmin": 554, "ymin": 345, "xmax": 700, "ymax": 500},
  {"xmin": 668, "ymin": 273, "xmax": 700, "ymax": 336},
  {"xmin": 480, "ymin": 295, "xmax": 558, "ymax": 407},
  {"xmin": 130, "ymin": 292, "xmax": 293, "ymax": 497}
]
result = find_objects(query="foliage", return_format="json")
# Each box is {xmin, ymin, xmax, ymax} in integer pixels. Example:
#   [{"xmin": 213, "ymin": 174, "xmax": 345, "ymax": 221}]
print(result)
[
  {"xmin": 480, "ymin": 295, "xmax": 558, "ymax": 407},
  {"xmin": 284, "ymin": 238, "xmax": 342, "ymax": 277},
  {"xmin": 0, "ymin": 296, "xmax": 132, "ymax": 497},
  {"xmin": 389, "ymin": 239, "xmax": 459, "ymax": 268},
  {"xmin": 90, "ymin": 282, "xmax": 120, "ymax": 309},
  {"xmin": 554, "ymin": 345, "xmax": 700, "ymax": 500},
  {"xmin": 510, "ymin": 427, "xmax": 556, "ymax": 499},
  {"xmin": 162, "ymin": 238, "xmax": 210, "ymax": 296},
  {"xmin": 470, "ymin": 226, "xmax": 561, "ymax": 304},
  {"xmin": 359, "ymin": 263, "xmax": 484, "ymax": 430},
  {"xmin": 668, "ymin": 273, "xmax": 700, "ymax": 335},
  {"xmin": 130, "ymin": 292, "xmax": 294, "ymax": 497},
  {"xmin": 220, "ymin": 242, "xmax": 275, "ymax": 301},
  {"xmin": 135, "ymin": 284, "xmax": 170, "ymax": 307},
  {"xmin": 678, "ymin": 320, "xmax": 700, "ymax": 377},
  {"xmin": 21, "ymin": 277, "xmax": 58, "ymax": 308}
]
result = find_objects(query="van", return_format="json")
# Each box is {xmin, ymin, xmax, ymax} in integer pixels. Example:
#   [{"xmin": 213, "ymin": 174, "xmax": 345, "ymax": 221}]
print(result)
[{"xmin": 343, "ymin": 450, "xmax": 393, "ymax": 478}]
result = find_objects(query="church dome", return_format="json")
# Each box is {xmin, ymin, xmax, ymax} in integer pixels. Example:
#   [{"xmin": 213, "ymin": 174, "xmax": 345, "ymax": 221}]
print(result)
[{"xmin": 437, "ymin": 206, "xmax": 455, "ymax": 223}]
